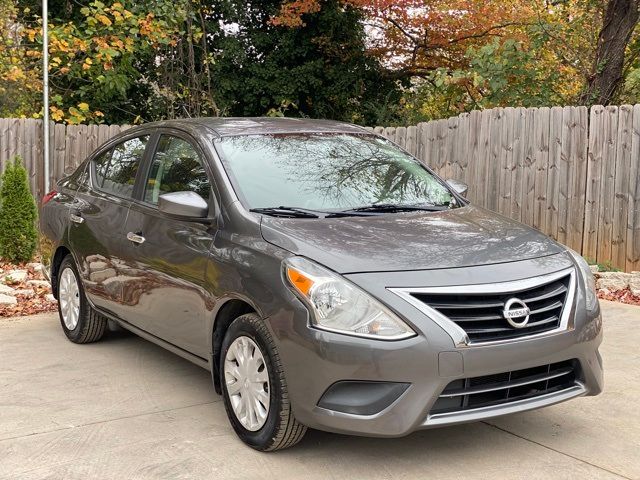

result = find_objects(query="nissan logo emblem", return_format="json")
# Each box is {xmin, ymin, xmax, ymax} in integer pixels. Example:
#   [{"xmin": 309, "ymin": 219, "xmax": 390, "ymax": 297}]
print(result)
[{"xmin": 503, "ymin": 298, "xmax": 530, "ymax": 328}]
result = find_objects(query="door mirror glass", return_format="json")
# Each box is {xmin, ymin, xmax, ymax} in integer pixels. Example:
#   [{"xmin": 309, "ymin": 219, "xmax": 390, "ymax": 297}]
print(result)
[
  {"xmin": 446, "ymin": 179, "xmax": 468, "ymax": 198},
  {"xmin": 158, "ymin": 191, "xmax": 208, "ymax": 218}
]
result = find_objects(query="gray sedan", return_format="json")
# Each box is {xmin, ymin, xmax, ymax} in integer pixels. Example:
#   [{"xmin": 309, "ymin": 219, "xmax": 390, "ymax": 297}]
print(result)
[{"xmin": 40, "ymin": 117, "xmax": 603, "ymax": 451}]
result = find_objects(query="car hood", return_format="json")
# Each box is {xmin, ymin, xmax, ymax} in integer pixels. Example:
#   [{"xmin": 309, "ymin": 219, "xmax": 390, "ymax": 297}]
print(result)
[{"xmin": 259, "ymin": 205, "xmax": 565, "ymax": 274}]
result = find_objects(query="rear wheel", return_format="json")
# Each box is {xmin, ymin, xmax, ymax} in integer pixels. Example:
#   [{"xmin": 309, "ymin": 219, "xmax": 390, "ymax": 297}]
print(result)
[
  {"xmin": 220, "ymin": 313, "xmax": 307, "ymax": 451},
  {"xmin": 57, "ymin": 255, "xmax": 107, "ymax": 344}
]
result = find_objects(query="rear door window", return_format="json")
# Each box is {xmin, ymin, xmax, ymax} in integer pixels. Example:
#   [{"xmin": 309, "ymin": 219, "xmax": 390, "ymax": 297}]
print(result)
[
  {"xmin": 94, "ymin": 136, "xmax": 148, "ymax": 198},
  {"xmin": 143, "ymin": 135, "xmax": 211, "ymax": 205}
]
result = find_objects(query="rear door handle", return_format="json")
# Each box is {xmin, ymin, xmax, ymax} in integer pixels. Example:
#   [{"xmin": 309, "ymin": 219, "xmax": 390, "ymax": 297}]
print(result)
[
  {"xmin": 70, "ymin": 213, "xmax": 84, "ymax": 224},
  {"xmin": 126, "ymin": 232, "xmax": 146, "ymax": 244}
]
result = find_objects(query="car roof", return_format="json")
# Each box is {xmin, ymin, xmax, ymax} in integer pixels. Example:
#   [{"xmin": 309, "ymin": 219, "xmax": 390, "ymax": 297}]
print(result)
[{"xmin": 150, "ymin": 117, "xmax": 371, "ymax": 138}]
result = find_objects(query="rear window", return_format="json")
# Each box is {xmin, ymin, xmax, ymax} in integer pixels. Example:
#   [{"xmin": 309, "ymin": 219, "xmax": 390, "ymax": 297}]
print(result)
[{"xmin": 93, "ymin": 136, "xmax": 148, "ymax": 198}]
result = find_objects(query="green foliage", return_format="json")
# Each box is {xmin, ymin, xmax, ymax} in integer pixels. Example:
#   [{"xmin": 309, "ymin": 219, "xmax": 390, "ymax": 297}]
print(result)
[
  {"xmin": 0, "ymin": 157, "xmax": 38, "ymax": 263},
  {"xmin": 208, "ymin": 0, "xmax": 402, "ymax": 124},
  {"xmin": 5, "ymin": 0, "xmax": 638, "ymax": 124},
  {"xmin": 398, "ymin": 36, "xmax": 573, "ymax": 123},
  {"xmin": 10, "ymin": 0, "xmax": 210, "ymax": 124},
  {"xmin": 6, "ymin": 0, "xmax": 400, "ymax": 124},
  {"xmin": 618, "ymin": 31, "xmax": 640, "ymax": 105},
  {"xmin": 620, "ymin": 68, "xmax": 640, "ymax": 104},
  {"xmin": 585, "ymin": 258, "xmax": 621, "ymax": 273},
  {"xmin": 467, "ymin": 38, "xmax": 566, "ymax": 106}
]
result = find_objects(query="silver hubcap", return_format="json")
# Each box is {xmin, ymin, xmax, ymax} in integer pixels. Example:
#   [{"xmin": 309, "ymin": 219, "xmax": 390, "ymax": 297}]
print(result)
[
  {"xmin": 224, "ymin": 336, "xmax": 270, "ymax": 431},
  {"xmin": 59, "ymin": 267, "xmax": 80, "ymax": 330}
]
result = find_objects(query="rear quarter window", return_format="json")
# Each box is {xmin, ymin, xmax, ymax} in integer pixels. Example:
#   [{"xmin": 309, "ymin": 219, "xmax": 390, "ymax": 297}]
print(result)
[{"xmin": 65, "ymin": 162, "xmax": 89, "ymax": 191}]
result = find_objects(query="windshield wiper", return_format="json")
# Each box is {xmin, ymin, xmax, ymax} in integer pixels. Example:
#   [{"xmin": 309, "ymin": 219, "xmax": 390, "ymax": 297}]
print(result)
[
  {"xmin": 341, "ymin": 203, "xmax": 450, "ymax": 214},
  {"xmin": 250, "ymin": 206, "xmax": 377, "ymax": 219},
  {"xmin": 250, "ymin": 207, "xmax": 320, "ymax": 218}
]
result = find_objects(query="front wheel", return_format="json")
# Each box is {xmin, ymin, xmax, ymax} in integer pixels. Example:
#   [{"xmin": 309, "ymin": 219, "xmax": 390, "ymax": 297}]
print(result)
[
  {"xmin": 57, "ymin": 255, "xmax": 107, "ymax": 344},
  {"xmin": 220, "ymin": 313, "xmax": 307, "ymax": 451}
]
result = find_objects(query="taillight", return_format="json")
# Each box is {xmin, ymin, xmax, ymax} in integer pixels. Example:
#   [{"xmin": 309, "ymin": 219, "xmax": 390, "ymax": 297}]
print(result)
[{"xmin": 42, "ymin": 190, "xmax": 58, "ymax": 206}]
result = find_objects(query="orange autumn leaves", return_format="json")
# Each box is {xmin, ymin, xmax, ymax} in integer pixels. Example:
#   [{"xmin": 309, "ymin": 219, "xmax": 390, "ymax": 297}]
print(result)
[
  {"xmin": 4, "ymin": 1, "xmax": 177, "ymax": 124},
  {"xmin": 272, "ymin": 0, "xmax": 536, "ymax": 74},
  {"xmin": 269, "ymin": 0, "xmax": 592, "ymax": 116}
]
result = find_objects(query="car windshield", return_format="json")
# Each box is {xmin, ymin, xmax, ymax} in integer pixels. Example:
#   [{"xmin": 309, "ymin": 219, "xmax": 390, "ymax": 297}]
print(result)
[{"xmin": 215, "ymin": 133, "xmax": 456, "ymax": 211}]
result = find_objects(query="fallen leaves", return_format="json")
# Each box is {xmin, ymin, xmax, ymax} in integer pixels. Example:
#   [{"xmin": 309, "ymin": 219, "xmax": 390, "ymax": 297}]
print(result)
[
  {"xmin": 0, "ymin": 261, "xmax": 57, "ymax": 318},
  {"xmin": 597, "ymin": 288, "xmax": 640, "ymax": 306}
]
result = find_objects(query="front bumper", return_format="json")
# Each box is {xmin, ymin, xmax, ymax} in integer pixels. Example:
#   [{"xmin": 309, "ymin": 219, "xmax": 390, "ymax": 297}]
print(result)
[{"xmin": 266, "ymin": 254, "xmax": 604, "ymax": 437}]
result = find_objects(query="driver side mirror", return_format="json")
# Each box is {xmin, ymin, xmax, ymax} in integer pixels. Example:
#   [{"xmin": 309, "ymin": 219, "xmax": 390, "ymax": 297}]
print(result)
[
  {"xmin": 158, "ymin": 191, "xmax": 209, "ymax": 218},
  {"xmin": 446, "ymin": 179, "xmax": 468, "ymax": 198}
]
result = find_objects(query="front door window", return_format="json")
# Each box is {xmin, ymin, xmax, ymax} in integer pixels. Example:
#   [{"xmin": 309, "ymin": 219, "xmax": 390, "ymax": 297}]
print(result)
[{"xmin": 143, "ymin": 136, "xmax": 210, "ymax": 205}]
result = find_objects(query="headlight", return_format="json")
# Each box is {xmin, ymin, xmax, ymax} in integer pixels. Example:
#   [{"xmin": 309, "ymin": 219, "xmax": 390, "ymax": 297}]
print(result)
[
  {"xmin": 567, "ymin": 249, "xmax": 598, "ymax": 312},
  {"xmin": 283, "ymin": 256, "xmax": 416, "ymax": 340}
]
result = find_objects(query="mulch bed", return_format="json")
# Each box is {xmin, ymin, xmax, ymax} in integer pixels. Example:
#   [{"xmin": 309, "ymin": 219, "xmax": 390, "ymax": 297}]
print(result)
[
  {"xmin": 0, "ymin": 261, "xmax": 57, "ymax": 317},
  {"xmin": 597, "ymin": 287, "xmax": 640, "ymax": 306}
]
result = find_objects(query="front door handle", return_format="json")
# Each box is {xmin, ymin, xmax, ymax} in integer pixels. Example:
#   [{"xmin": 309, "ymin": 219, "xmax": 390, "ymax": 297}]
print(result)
[
  {"xmin": 70, "ymin": 213, "xmax": 84, "ymax": 224},
  {"xmin": 126, "ymin": 232, "xmax": 146, "ymax": 244}
]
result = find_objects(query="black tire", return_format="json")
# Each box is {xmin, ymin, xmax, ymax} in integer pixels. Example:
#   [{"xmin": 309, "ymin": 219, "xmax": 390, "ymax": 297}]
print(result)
[
  {"xmin": 57, "ymin": 254, "xmax": 107, "ymax": 344},
  {"xmin": 220, "ymin": 313, "xmax": 307, "ymax": 451}
]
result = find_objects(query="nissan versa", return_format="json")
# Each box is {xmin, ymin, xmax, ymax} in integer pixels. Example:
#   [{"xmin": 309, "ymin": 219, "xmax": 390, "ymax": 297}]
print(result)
[{"xmin": 40, "ymin": 118, "xmax": 603, "ymax": 451}]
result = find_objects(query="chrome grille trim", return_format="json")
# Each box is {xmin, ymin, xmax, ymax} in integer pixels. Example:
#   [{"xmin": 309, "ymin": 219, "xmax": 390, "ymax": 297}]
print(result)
[
  {"xmin": 438, "ymin": 366, "xmax": 574, "ymax": 398},
  {"xmin": 426, "ymin": 360, "xmax": 582, "ymax": 423},
  {"xmin": 388, "ymin": 267, "xmax": 576, "ymax": 347},
  {"xmin": 424, "ymin": 384, "xmax": 586, "ymax": 427}
]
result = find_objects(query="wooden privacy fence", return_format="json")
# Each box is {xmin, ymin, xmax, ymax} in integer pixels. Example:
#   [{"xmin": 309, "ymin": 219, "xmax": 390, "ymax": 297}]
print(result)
[
  {"xmin": 371, "ymin": 105, "xmax": 640, "ymax": 272},
  {"xmin": 1, "ymin": 105, "xmax": 639, "ymax": 271},
  {"xmin": 0, "ymin": 119, "xmax": 130, "ymax": 201}
]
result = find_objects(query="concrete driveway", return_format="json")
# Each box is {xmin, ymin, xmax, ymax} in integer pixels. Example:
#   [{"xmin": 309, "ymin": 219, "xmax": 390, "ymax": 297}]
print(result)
[{"xmin": 1, "ymin": 300, "xmax": 638, "ymax": 480}]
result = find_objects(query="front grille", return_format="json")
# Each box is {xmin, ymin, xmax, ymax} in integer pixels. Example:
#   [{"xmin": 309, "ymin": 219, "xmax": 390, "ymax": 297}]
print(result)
[
  {"xmin": 430, "ymin": 360, "xmax": 580, "ymax": 415},
  {"xmin": 411, "ymin": 273, "xmax": 571, "ymax": 343}
]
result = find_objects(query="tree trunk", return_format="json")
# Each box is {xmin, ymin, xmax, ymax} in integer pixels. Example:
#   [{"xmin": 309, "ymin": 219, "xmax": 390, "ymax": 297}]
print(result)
[{"xmin": 580, "ymin": 0, "xmax": 640, "ymax": 105}]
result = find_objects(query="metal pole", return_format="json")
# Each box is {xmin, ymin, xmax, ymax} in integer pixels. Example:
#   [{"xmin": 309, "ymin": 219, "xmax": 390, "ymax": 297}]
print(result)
[{"xmin": 42, "ymin": 0, "xmax": 50, "ymax": 194}]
